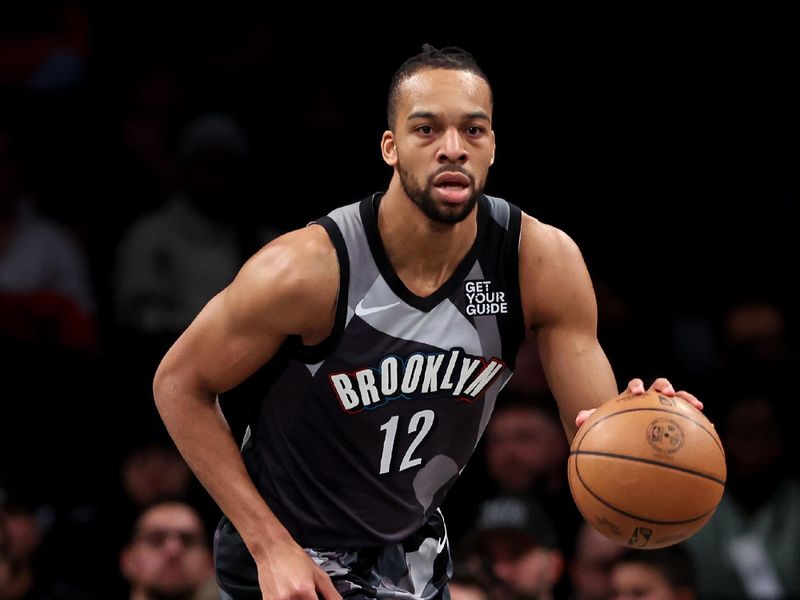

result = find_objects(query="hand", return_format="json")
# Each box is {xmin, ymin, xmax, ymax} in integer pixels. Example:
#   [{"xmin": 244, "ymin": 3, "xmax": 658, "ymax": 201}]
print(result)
[
  {"xmin": 256, "ymin": 537, "xmax": 342, "ymax": 600},
  {"xmin": 626, "ymin": 376, "xmax": 704, "ymax": 411},
  {"xmin": 574, "ymin": 377, "xmax": 704, "ymax": 429}
]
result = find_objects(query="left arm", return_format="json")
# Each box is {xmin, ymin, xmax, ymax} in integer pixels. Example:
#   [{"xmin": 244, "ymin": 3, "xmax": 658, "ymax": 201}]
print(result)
[
  {"xmin": 519, "ymin": 215, "xmax": 702, "ymax": 442},
  {"xmin": 519, "ymin": 214, "xmax": 616, "ymax": 442}
]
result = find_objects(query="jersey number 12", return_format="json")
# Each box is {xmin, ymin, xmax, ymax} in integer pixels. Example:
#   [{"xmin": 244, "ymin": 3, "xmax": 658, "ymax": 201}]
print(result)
[{"xmin": 378, "ymin": 410, "xmax": 435, "ymax": 474}]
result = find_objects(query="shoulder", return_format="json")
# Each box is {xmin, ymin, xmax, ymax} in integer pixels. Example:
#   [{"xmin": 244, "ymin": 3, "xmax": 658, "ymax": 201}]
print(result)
[
  {"xmin": 519, "ymin": 212, "xmax": 585, "ymax": 268},
  {"xmin": 247, "ymin": 223, "xmax": 337, "ymax": 276},
  {"xmin": 224, "ymin": 224, "xmax": 339, "ymax": 337},
  {"xmin": 519, "ymin": 213, "xmax": 595, "ymax": 330}
]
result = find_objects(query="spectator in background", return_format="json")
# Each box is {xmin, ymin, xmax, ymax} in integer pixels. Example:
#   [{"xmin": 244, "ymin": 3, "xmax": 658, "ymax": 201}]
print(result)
[
  {"xmin": 0, "ymin": 515, "xmax": 8, "ymax": 588},
  {"xmin": 0, "ymin": 483, "xmax": 97, "ymax": 599},
  {"xmin": 121, "ymin": 439, "xmax": 193, "ymax": 511},
  {"xmin": 568, "ymin": 521, "xmax": 624, "ymax": 600},
  {"xmin": 0, "ymin": 125, "xmax": 96, "ymax": 351},
  {"xmin": 685, "ymin": 393, "xmax": 800, "ymax": 598},
  {"xmin": 114, "ymin": 113, "xmax": 252, "ymax": 336},
  {"xmin": 448, "ymin": 570, "xmax": 488, "ymax": 600},
  {"xmin": 109, "ymin": 428, "xmax": 220, "ymax": 550},
  {"xmin": 458, "ymin": 495, "xmax": 563, "ymax": 600},
  {"xmin": 609, "ymin": 545, "xmax": 696, "ymax": 600},
  {"xmin": 120, "ymin": 501, "xmax": 217, "ymax": 600},
  {"xmin": 724, "ymin": 301, "xmax": 788, "ymax": 366},
  {"xmin": 0, "ymin": 521, "xmax": 9, "ymax": 595},
  {"xmin": 483, "ymin": 393, "xmax": 583, "ymax": 562},
  {"xmin": 1, "ymin": 125, "xmax": 100, "ymax": 535},
  {"xmin": 485, "ymin": 394, "xmax": 569, "ymax": 497},
  {"xmin": 118, "ymin": 64, "xmax": 186, "ymax": 209},
  {"xmin": 0, "ymin": 494, "xmax": 44, "ymax": 600},
  {"xmin": 44, "ymin": 428, "xmax": 219, "ymax": 598}
]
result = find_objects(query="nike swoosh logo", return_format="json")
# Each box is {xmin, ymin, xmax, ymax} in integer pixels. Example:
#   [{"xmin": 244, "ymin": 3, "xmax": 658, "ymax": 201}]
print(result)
[
  {"xmin": 436, "ymin": 508, "xmax": 448, "ymax": 554},
  {"xmin": 354, "ymin": 299, "xmax": 401, "ymax": 316}
]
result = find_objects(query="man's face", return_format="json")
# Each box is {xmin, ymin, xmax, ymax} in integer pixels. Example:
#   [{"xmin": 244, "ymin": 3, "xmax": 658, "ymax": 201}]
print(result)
[
  {"xmin": 485, "ymin": 408, "xmax": 569, "ymax": 493},
  {"xmin": 611, "ymin": 564, "xmax": 688, "ymax": 600},
  {"xmin": 384, "ymin": 68, "xmax": 495, "ymax": 224},
  {"xmin": 486, "ymin": 538, "xmax": 561, "ymax": 598},
  {"xmin": 121, "ymin": 503, "xmax": 212, "ymax": 598},
  {"xmin": 570, "ymin": 525, "xmax": 624, "ymax": 600}
]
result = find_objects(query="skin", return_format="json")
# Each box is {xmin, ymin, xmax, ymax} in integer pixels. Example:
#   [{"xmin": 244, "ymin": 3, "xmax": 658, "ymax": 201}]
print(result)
[
  {"xmin": 153, "ymin": 66, "xmax": 702, "ymax": 600},
  {"xmin": 120, "ymin": 502, "xmax": 213, "ymax": 600},
  {"xmin": 491, "ymin": 545, "xmax": 563, "ymax": 599},
  {"xmin": 485, "ymin": 406, "xmax": 569, "ymax": 494},
  {"xmin": 121, "ymin": 444, "xmax": 192, "ymax": 507},
  {"xmin": 449, "ymin": 583, "xmax": 488, "ymax": 600},
  {"xmin": 610, "ymin": 564, "xmax": 695, "ymax": 600},
  {"xmin": 569, "ymin": 522, "xmax": 625, "ymax": 600}
]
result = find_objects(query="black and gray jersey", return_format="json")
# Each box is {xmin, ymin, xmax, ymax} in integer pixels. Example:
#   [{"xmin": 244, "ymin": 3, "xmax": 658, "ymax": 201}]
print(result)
[{"xmin": 241, "ymin": 192, "xmax": 526, "ymax": 548}]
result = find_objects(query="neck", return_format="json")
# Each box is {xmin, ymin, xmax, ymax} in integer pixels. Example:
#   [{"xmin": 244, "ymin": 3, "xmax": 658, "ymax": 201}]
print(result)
[{"xmin": 379, "ymin": 176, "xmax": 478, "ymax": 297}]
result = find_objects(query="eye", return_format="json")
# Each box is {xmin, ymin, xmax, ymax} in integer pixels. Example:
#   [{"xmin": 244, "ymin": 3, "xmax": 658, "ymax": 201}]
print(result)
[
  {"xmin": 466, "ymin": 126, "xmax": 485, "ymax": 136},
  {"xmin": 416, "ymin": 125, "xmax": 434, "ymax": 135}
]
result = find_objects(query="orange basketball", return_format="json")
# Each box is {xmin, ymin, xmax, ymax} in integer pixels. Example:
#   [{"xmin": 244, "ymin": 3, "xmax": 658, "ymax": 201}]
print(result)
[{"xmin": 568, "ymin": 390, "xmax": 726, "ymax": 549}]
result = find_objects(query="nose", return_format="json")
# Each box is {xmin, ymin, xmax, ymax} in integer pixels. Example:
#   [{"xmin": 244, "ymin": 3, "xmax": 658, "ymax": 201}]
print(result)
[
  {"xmin": 436, "ymin": 127, "xmax": 468, "ymax": 164},
  {"xmin": 492, "ymin": 557, "xmax": 518, "ymax": 583},
  {"xmin": 162, "ymin": 536, "xmax": 184, "ymax": 556}
]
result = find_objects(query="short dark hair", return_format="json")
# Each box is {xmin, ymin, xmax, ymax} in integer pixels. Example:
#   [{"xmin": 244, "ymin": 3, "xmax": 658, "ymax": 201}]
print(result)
[
  {"xmin": 616, "ymin": 545, "xmax": 696, "ymax": 590},
  {"xmin": 387, "ymin": 44, "xmax": 492, "ymax": 130}
]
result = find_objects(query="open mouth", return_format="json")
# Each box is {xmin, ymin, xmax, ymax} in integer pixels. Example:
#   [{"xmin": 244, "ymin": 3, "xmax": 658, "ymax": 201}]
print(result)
[
  {"xmin": 433, "ymin": 172, "xmax": 471, "ymax": 191},
  {"xmin": 431, "ymin": 172, "xmax": 473, "ymax": 205}
]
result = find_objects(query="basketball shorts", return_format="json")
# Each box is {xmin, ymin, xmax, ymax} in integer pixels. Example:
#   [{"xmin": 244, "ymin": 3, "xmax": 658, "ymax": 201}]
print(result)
[{"xmin": 214, "ymin": 509, "xmax": 452, "ymax": 600}]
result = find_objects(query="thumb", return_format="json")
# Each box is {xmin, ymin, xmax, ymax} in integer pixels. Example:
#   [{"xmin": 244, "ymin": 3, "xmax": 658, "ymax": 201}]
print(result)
[{"xmin": 315, "ymin": 570, "xmax": 343, "ymax": 600}]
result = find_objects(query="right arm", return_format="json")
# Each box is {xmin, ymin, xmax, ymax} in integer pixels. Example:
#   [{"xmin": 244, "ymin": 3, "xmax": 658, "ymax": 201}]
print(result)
[{"xmin": 153, "ymin": 225, "xmax": 342, "ymax": 600}]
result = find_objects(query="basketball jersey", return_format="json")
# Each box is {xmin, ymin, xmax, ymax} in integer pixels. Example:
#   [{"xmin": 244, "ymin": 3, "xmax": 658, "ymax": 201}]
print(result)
[{"xmin": 240, "ymin": 192, "xmax": 526, "ymax": 548}]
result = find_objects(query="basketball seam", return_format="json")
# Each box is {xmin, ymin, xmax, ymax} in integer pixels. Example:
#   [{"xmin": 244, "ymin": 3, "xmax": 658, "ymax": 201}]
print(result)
[
  {"xmin": 571, "ymin": 457, "xmax": 719, "ymax": 525},
  {"xmin": 580, "ymin": 407, "xmax": 725, "ymax": 456},
  {"xmin": 570, "ymin": 450, "xmax": 726, "ymax": 485}
]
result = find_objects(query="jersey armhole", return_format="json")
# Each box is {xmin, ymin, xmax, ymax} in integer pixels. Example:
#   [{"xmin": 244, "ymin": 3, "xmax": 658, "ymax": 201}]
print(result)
[
  {"xmin": 290, "ymin": 216, "xmax": 350, "ymax": 364},
  {"xmin": 504, "ymin": 204, "xmax": 527, "ymax": 368}
]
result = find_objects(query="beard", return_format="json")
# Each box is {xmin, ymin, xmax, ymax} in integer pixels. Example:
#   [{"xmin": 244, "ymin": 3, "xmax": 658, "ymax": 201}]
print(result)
[{"xmin": 397, "ymin": 161, "xmax": 484, "ymax": 224}]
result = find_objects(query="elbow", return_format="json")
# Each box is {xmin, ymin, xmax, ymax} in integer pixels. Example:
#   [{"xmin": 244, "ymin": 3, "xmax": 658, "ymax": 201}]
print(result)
[
  {"xmin": 153, "ymin": 363, "xmax": 187, "ymax": 423},
  {"xmin": 152, "ymin": 362, "xmax": 171, "ymax": 411},
  {"xmin": 153, "ymin": 359, "xmax": 215, "ymax": 415},
  {"xmin": 152, "ymin": 357, "xmax": 187, "ymax": 413}
]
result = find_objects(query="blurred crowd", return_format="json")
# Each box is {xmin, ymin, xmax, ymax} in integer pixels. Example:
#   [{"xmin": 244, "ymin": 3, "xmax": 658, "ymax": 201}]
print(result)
[{"xmin": 2, "ymin": 4, "xmax": 799, "ymax": 599}]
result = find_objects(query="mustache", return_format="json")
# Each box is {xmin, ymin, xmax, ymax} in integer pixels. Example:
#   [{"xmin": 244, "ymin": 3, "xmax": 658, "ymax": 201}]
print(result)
[{"xmin": 428, "ymin": 165, "xmax": 475, "ymax": 185}]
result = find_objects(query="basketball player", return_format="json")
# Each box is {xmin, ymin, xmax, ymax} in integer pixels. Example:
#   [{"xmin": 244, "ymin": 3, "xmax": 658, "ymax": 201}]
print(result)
[{"xmin": 153, "ymin": 45, "xmax": 702, "ymax": 600}]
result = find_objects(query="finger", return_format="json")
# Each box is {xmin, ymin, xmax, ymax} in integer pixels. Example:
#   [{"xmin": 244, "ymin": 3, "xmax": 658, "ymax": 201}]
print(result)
[
  {"xmin": 649, "ymin": 377, "xmax": 675, "ymax": 395},
  {"xmin": 626, "ymin": 378, "xmax": 645, "ymax": 394},
  {"xmin": 575, "ymin": 408, "xmax": 596, "ymax": 428},
  {"xmin": 316, "ymin": 571, "xmax": 343, "ymax": 600},
  {"xmin": 675, "ymin": 390, "xmax": 704, "ymax": 411}
]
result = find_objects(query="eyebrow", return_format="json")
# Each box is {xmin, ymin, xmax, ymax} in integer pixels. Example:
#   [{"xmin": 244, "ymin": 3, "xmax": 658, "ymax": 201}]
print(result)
[{"xmin": 406, "ymin": 111, "xmax": 490, "ymax": 122}]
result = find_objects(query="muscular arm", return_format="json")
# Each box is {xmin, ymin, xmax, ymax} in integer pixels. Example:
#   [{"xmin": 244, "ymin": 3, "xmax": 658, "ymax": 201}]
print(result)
[
  {"xmin": 519, "ymin": 214, "xmax": 617, "ymax": 442},
  {"xmin": 153, "ymin": 225, "xmax": 340, "ymax": 591}
]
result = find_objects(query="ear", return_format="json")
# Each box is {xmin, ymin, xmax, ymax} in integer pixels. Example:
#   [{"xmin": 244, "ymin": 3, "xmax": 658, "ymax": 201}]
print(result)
[
  {"xmin": 381, "ymin": 130, "xmax": 397, "ymax": 166},
  {"xmin": 489, "ymin": 129, "xmax": 496, "ymax": 166}
]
